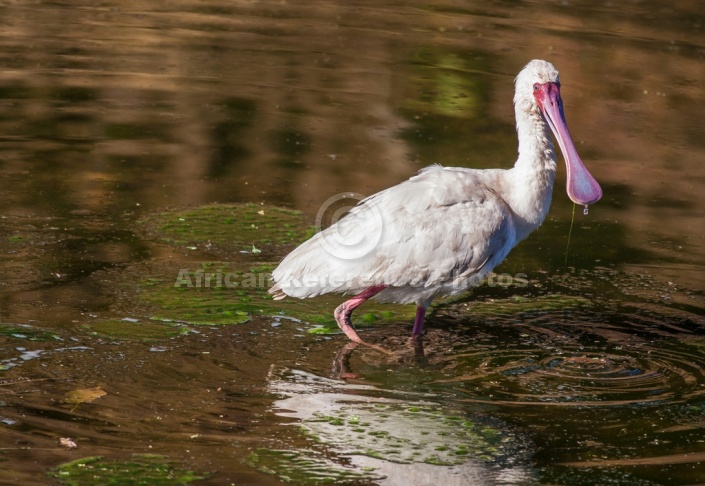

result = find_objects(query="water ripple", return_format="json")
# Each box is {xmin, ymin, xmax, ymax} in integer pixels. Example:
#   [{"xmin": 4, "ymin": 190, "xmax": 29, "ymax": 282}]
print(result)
[{"xmin": 357, "ymin": 301, "xmax": 705, "ymax": 409}]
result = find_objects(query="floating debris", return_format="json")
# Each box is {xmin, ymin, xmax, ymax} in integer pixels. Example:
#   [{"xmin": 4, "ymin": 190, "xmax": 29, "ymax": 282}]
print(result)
[
  {"xmin": 59, "ymin": 438, "xmax": 78, "ymax": 449},
  {"xmin": 64, "ymin": 386, "xmax": 107, "ymax": 406}
]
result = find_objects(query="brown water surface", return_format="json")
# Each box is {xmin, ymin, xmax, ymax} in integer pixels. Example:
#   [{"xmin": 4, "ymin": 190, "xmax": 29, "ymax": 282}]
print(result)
[{"xmin": 1, "ymin": 1, "xmax": 705, "ymax": 485}]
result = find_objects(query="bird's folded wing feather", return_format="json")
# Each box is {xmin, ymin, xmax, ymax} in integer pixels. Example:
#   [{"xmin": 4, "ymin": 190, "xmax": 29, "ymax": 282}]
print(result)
[{"xmin": 270, "ymin": 166, "xmax": 515, "ymax": 299}]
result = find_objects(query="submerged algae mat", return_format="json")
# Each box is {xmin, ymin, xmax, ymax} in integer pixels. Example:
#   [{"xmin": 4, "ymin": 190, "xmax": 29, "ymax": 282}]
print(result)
[
  {"xmin": 50, "ymin": 454, "xmax": 209, "ymax": 486},
  {"xmin": 106, "ymin": 202, "xmax": 419, "ymax": 335},
  {"xmin": 145, "ymin": 262, "xmax": 418, "ymax": 329},
  {"xmin": 87, "ymin": 259, "xmax": 417, "ymax": 339},
  {"xmin": 137, "ymin": 203, "xmax": 314, "ymax": 255}
]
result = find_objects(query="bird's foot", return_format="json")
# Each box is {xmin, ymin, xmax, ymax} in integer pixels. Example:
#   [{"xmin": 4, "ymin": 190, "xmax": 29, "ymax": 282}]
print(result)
[
  {"xmin": 333, "ymin": 292, "xmax": 396, "ymax": 357},
  {"xmin": 333, "ymin": 302, "xmax": 365, "ymax": 344}
]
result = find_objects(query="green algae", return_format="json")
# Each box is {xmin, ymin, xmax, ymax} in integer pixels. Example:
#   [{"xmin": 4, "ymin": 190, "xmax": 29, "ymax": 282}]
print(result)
[
  {"xmin": 136, "ymin": 262, "xmax": 414, "ymax": 329},
  {"xmin": 130, "ymin": 203, "xmax": 417, "ymax": 330},
  {"xmin": 79, "ymin": 318, "xmax": 191, "ymax": 341},
  {"xmin": 0, "ymin": 323, "xmax": 60, "ymax": 341},
  {"xmin": 49, "ymin": 454, "xmax": 209, "ymax": 485},
  {"xmin": 138, "ymin": 203, "xmax": 314, "ymax": 252},
  {"xmin": 402, "ymin": 46, "xmax": 487, "ymax": 119},
  {"xmin": 245, "ymin": 449, "xmax": 383, "ymax": 484},
  {"xmin": 142, "ymin": 281, "xmax": 253, "ymax": 325}
]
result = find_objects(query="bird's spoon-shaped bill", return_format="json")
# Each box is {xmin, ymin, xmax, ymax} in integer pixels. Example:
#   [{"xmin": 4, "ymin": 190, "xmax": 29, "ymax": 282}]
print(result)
[{"xmin": 536, "ymin": 82, "xmax": 602, "ymax": 206}]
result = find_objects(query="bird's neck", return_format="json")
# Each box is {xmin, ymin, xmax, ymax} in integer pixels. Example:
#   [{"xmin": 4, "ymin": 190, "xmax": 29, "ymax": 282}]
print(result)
[{"xmin": 504, "ymin": 108, "xmax": 557, "ymax": 241}]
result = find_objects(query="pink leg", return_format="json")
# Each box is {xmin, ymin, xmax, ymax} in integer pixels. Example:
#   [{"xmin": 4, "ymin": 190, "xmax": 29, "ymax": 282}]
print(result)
[
  {"xmin": 334, "ymin": 285, "xmax": 387, "ymax": 343},
  {"xmin": 411, "ymin": 306, "xmax": 427, "ymax": 337}
]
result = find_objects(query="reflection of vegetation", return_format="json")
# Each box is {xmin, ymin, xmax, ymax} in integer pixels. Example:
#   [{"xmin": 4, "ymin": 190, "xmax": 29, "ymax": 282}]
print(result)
[
  {"xmin": 271, "ymin": 127, "xmax": 312, "ymax": 168},
  {"xmin": 52, "ymin": 86, "xmax": 96, "ymax": 102},
  {"xmin": 508, "ymin": 218, "xmax": 654, "ymax": 273},
  {"xmin": 404, "ymin": 46, "xmax": 486, "ymax": 118},
  {"xmin": 105, "ymin": 123, "xmax": 162, "ymax": 140},
  {"xmin": 0, "ymin": 83, "xmax": 34, "ymax": 100},
  {"xmin": 245, "ymin": 449, "xmax": 383, "ymax": 484},
  {"xmin": 272, "ymin": 128, "xmax": 310, "ymax": 157},
  {"xmin": 49, "ymin": 455, "xmax": 208, "ymax": 485},
  {"xmin": 210, "ymin": 97, "xmax": 257, "ymax": 177},
  {"xmin": 398, "ymin": 47, "xmax": 516, "ymax": 169},
  {"xmin": 0, "ymin": 215, "xmax": 150, "ymax": 293}
]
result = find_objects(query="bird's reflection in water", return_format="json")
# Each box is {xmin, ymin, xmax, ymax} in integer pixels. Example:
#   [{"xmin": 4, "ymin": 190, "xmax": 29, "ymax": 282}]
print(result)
[{"xmin": 332, "ymin": 335, "xmax": 428, "ymax": 379}]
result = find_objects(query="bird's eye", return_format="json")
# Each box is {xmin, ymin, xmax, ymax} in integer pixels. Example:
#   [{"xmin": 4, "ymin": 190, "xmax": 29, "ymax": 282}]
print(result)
[{"xmin": 533, "ymin": 83, "xmax": 540, "ymax": 91}]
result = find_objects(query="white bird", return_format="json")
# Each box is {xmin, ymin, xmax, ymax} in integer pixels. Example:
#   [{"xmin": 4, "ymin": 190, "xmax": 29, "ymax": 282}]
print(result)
[{"xmin": 269, "ymin": 60, "xmax": 602, "ymax": 344}]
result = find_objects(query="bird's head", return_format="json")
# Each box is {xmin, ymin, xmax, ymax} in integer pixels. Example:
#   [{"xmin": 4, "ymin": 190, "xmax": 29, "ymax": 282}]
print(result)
[
  {"xmin": 514, "ymin": 59, "xmax": 602, "ymax": 206},
  {"xmin": 514, "ymin": 59, "xmax": 560, "ymax": 113}
]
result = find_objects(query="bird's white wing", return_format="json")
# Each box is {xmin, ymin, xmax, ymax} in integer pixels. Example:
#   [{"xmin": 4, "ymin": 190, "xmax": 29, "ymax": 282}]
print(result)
[{"xmin": 270, "ymin": 166, "xmax": 516, "ymax": 302}]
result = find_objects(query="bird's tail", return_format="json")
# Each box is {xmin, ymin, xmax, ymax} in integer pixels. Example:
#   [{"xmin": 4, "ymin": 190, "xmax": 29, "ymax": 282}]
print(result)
[{"xmin": 268, "ymin": 283, "xmax": 287, "ymax": 300}]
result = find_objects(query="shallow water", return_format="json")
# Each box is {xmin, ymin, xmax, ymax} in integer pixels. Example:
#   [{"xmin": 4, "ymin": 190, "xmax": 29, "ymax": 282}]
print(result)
[{"xmin": 1, "ymin": 1, "xmax": 705, "ymax": 485}]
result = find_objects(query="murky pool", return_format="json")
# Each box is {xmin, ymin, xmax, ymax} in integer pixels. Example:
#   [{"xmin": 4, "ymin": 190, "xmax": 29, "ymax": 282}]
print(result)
[{"xmin": 1, "ymin": 1, "xmax": 704, "ymax": 485}]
